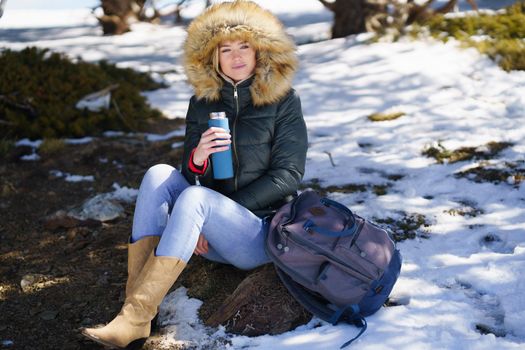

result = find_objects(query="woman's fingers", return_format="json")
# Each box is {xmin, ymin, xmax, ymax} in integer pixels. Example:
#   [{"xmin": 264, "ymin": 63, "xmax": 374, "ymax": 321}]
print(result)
[
  {"xmin": 194, "ymin": 234, "xmax": 209, "ymax": 255},
  {"xmin": 194, "ymin": 129, "xmax": 231, "ymax": 164},
  {"xmin": 199, "ymin": 233, "xmax": 208, "ymax": 254},
  {"xmin": 200, "ymin": 132, "xmax": 231, "ymax": 146},
  {"xmin": 201, "ymin": 137, "xmax": 231, "ymax": 149},
  {"xmin": 203, "ymin": 126, "xmax": 227, "ymax": 135},
  {"xmin": 193, "ymin": 127, "xmax": 232, "ymax": 165},
  {"xmin": 201, "ymin": 237, "xmax": 209, "ymax": 254}
]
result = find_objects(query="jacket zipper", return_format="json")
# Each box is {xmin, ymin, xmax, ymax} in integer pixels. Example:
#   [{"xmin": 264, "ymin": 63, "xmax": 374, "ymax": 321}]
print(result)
[{"xmin": 232, "ymin": 85, "xmax": 240, "ymax": 191}]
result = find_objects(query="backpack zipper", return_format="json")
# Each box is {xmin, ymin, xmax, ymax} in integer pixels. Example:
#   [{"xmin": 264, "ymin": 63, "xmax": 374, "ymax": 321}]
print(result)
[
  {"xmin": 279, "ymin": 226, "xmax": 374, "ymax": 284},
  {"xmin": 276, "ymin": 193, "xmax": 375, "ymax": 283},
  {"xmin": 281, "ymin": 192, "xmax": 304, "ymax": 226}
]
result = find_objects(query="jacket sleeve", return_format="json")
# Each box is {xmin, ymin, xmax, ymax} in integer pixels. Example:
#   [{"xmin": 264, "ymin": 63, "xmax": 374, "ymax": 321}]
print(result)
[
  {"xmin": 229, "ymin": 90, "xmax": 308, "ymax": 210},
  {"xmin": 188, "ymin": 148, "xmax": 208, "ymax": 175},
  {"xmin": 181, "ymin": 97, "xmax": 211, "ymax": 184}
]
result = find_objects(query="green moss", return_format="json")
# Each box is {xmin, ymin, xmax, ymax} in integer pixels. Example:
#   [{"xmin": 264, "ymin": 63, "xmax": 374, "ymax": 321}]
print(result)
[
  {"xmin": 302, "ymin": 179, "xmax": 397, "ymax": 197},
  {"xmin": 372, "ymin": 184, "xmax": 389, "ymax": 196},
  {"xmin": 444, "ymin": 199, "xmax": 484, "ymax": 217},
  {"xmin": 423, "ymin": 141, "xmax": 513, "ymax": 164},
  {"xmin": 0, "ymin": 47, "xmax": 166, "ymax": 140},
  {"xmin": 374, "ymin": 212, "xmax": 431, "ymax": 242},
  {"xmin": 368, "ymin": 111, "xmax": 405, "ymax": 122},
  {"xmin": 422, "ymin": 142, "xmax": 455, "ymax": 163},
  {"xmin": 386, "ymin": 174, "xmax": 405, "ymax": 181},
  {"xmin": 301, "ymin": 179, "xmax": 367, "ymax": 197},
  {"xmin": 418, "ymin": 1, "xmax": 525, "ymax": 71},
  {"xmin": 39, "ymin": 138, "xmax": 66, "ymax": 157},
  {"xmin": 455, "ymin": 160, "xmax": 525, "ymax": 186}
]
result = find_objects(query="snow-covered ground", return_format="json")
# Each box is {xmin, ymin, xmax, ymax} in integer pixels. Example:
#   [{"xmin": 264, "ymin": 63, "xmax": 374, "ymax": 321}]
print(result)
[{"xmin": 1, "ymin": 1, "xmax": 524, "ymax": 349}]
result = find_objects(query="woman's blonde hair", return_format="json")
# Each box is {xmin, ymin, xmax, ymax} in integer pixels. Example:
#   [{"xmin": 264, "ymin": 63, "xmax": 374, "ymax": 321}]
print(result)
[{"xmin": 212, "ymin": 46, "xmax": 220, "ymax": 74}]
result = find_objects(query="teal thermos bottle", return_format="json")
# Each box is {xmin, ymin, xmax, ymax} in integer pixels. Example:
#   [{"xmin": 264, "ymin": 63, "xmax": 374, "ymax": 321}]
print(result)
[{"xmin": 208, "ymin": 112, "xmax": 234, "ymax": 179}]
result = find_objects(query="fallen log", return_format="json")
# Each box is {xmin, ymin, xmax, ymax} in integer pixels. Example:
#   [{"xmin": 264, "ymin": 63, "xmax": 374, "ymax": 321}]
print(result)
[{"xmin": 205, "ymin": 264, "xmax": 311, "ymax": 336}]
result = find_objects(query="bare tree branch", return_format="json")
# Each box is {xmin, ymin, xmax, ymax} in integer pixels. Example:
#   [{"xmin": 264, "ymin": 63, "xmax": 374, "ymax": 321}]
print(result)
[
  {"xmin": 466, "ymin": 0, "xmax": 478, "ymax": 11},
  {"xmin": 407, "ymin": 0, "xmax": 436, "ymax": 23},
  {"xmin": 435, "ymin": 0, "xmax": 478, "ymax": 13},
  {"xmin": 0, "ymin": 94, "xmax": 38, "ymax": 118}
]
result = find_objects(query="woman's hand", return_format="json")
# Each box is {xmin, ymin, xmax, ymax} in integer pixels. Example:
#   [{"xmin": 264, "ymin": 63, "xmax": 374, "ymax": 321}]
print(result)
[
  {"xmin": 194, "ymin": 233, "xmax": 209, "ymax": 255},
  {"xmin": 193, "ymin": 127, "xmax": 231, "ymax": 166}
]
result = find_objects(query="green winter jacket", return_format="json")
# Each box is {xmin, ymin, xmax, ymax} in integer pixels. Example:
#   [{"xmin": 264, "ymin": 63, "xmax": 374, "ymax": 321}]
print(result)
[
  {"xmin": 181, "ymin": 77, "xmax": 308, "ymax": 216},
  {"xmin": 181, "ymin": 1, "xmax": 307, "ymax": 216}
]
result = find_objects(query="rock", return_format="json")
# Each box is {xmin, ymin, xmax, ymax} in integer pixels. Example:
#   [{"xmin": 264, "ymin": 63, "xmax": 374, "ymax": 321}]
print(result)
[
  {"xmin": 75, "ymin": 85, "xmax": 117, "ymax": 112},
  {"xmin": 69, "ymin": 194, "xmax": 125, "ymax": 222},
  {"xmin": 43, "ymin": 192, "xmax": 126, "ymax": 230},
  {"xmin": 43, "ymin": 210, "xmax": 100, "ymax": 230},
  {"xmin": 20, "ymin": 274, "xmax": 46, "ymax": 293},
  {"xmin": 39, "ymin": 310, "xmax": 59, "ymax": 321},
  {"xmin": 205, "ymin": 265, "xmax": 311, "ymax": 336},
  {"xmin": 43, "ymin": 210, "xmax": 90, "ymax": 230}
]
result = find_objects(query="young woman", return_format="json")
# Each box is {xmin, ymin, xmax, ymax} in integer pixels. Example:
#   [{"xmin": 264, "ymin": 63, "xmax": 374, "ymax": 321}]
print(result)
[{"xmin": 82, "ymin": 1, "xmax": 307, "ymax": 348}]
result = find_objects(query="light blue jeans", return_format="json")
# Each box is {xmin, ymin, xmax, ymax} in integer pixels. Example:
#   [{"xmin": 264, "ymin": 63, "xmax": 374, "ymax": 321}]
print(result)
[{"xmin": 131, "ymin": 164, "xmax": 270, "ymax": 270}]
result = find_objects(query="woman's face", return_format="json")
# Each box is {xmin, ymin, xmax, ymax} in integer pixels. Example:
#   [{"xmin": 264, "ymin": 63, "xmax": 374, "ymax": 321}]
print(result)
[{"xmin": 218, "ymin": 40, "xmax": 256, "ymax": 83}]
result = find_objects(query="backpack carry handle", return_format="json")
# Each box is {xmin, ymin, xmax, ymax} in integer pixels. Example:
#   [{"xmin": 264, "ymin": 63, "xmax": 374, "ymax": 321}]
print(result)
[
  {"xmin": 304, "ymin": 221, "xmax": 357, "ymax": 237},
  {"xmin": 303, "ymin": 198, "xmax": 357, "ymax": 237},
  {"xmin": 320, "ymin": 197, "xmax": 355, "ymax": 221}
]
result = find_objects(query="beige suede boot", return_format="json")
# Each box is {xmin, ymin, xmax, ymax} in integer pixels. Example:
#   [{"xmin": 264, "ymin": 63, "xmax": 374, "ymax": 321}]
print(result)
[
  {"xmin": 126, "ymin": 236, "xmax": 162, "ymax": 333},
  {"xmin": 81, "ymin": 254, "xmax": 186, "ymax": 349},
  {"xmin": 125, "ymin": 236, "xmax": 160, "ymax": 296}
]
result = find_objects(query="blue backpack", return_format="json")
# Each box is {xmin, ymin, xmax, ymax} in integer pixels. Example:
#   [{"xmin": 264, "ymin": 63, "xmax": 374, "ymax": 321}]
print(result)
[{"xmin": 265, "ymin": 190, "xmax": 402, "ymax": 348}]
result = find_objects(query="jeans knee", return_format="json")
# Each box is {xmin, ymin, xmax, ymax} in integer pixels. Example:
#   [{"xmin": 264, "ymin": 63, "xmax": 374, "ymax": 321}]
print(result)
[
  {"xmin": 177, "ymin": 186, "xmax": 213, "ymax": 207},
  {"xmin": 144, "ymin": 164, "xmax": 176, "ymax": 180},
  {"xmin": 141, "ymin": 164, "xmax": 178, "ymax": 189}
]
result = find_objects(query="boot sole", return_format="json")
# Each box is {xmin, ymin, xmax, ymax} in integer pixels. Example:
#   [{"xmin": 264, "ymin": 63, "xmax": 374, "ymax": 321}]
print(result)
[{"xmin": 81, "ymin": 328, "xmax": 146, "ymax": 349}]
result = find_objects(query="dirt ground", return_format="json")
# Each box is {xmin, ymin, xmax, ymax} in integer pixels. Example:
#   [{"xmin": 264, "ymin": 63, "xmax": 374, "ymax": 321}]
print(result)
[{"xmin": 0, "ymin": 118, "xmax": 259, "ymax": 349}]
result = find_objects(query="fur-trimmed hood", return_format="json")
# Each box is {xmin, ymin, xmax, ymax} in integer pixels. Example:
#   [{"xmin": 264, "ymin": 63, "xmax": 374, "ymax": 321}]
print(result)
[{"xmin": 183, "ymin": 0, "xmax": 298, "ymax": 106}]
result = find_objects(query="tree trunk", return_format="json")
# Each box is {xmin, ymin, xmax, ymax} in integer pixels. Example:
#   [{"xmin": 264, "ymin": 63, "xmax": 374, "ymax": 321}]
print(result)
[
  {"xmin": 320, "ymin": 0, "xmax": 387, "ymax": 38},
  {"xmin": 98, "ymin": 0, "xmax": 146, "ymax": 35},
  {"xmin": 320, "ymin": 0, "xmax": 478, "ymax": 38},
  {"xmin": 407, "ymin": 0, "xmax": 478, "ymax": 24}
]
